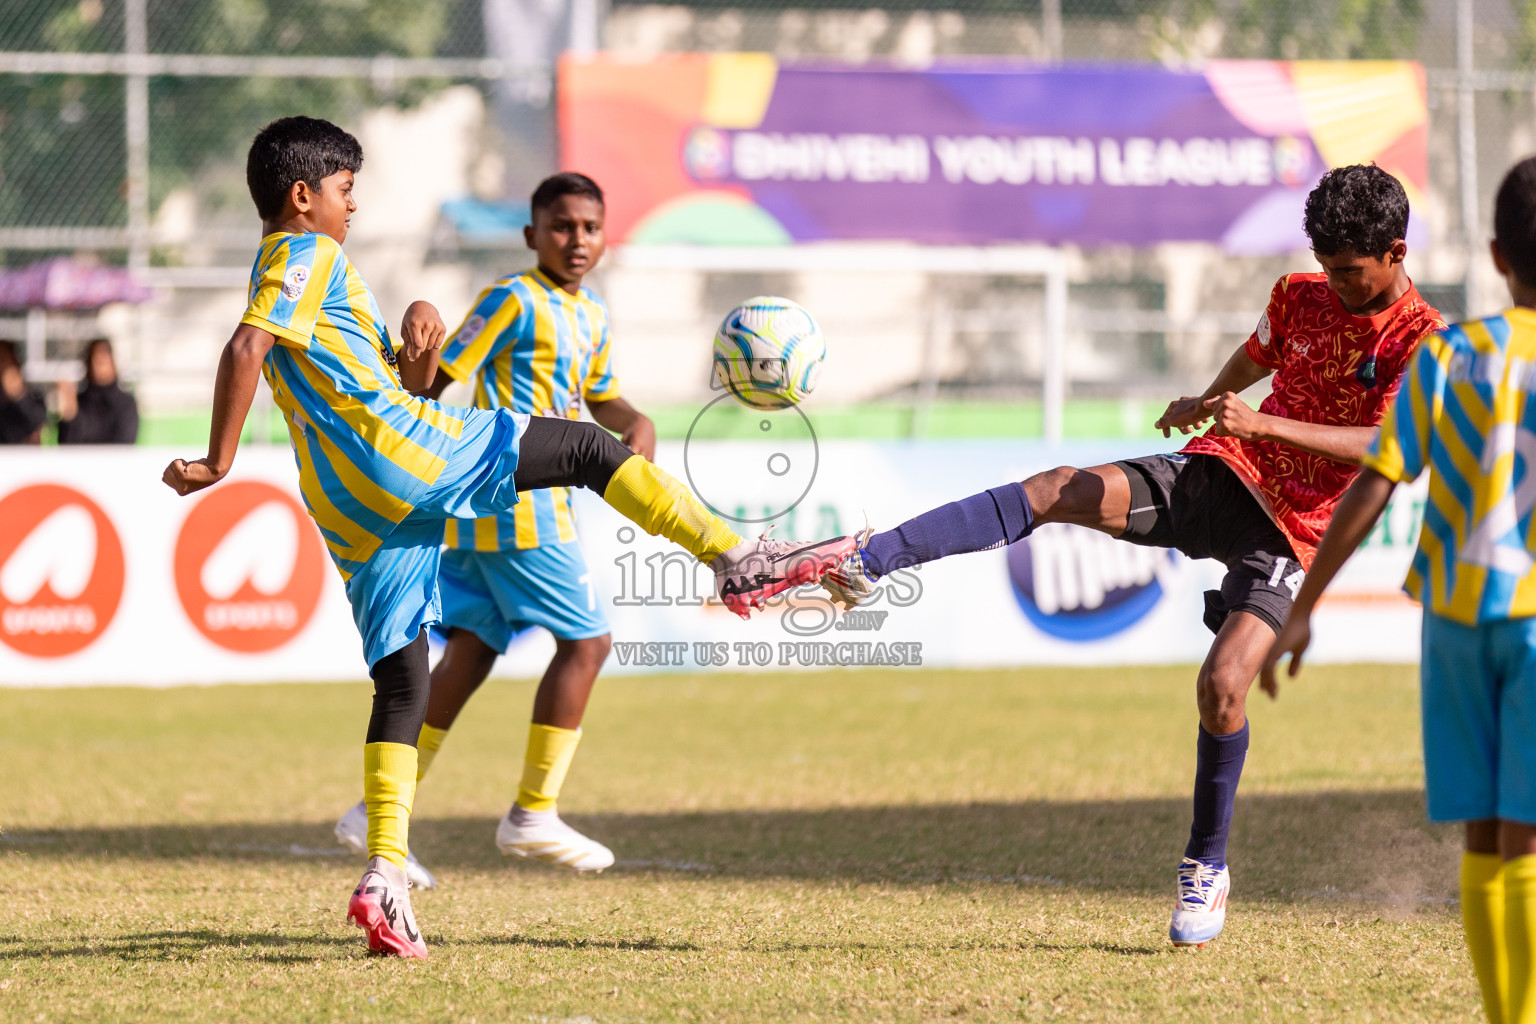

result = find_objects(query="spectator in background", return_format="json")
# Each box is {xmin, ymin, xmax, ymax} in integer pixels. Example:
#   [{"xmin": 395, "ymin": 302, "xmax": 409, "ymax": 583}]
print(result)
[
  {"xmin": 0, "ymin": 340, "xmax": 45, "ymax": 445},
  {"xmin": 57, "ymin": 337, "xmax": 138, "ymax": 444}
]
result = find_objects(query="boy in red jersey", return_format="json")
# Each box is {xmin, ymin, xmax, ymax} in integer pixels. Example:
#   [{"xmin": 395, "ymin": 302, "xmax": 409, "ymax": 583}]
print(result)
[{"xmin": 821, "ymin": 164, "xmax": 1445, "ymax": 946}]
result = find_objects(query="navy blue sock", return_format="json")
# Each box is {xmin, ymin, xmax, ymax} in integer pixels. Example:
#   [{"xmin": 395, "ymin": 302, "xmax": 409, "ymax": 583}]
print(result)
[
  {"xmin": 861, "ymin": 482, "xmax": 1033, "ymax": 579},
  {"xmin": 1184, "ymin": 721, "xmax": 1249, "ymax": 867}
]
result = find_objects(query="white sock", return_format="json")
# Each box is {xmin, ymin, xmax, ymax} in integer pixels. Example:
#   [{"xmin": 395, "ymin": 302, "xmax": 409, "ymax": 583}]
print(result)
[
  {"xmin": 710, "ymin": 538, "xmax": 756, "ymax": 570},
  {"xmin": 510, "ymin": 804, "xmax": 557, "ymax": 827}
]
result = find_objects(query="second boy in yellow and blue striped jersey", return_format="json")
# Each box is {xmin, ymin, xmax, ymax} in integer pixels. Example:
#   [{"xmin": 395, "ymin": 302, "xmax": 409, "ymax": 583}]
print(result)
[
  {"xmin": 333, "ymin": 173, "xmax": 657, "ymax": 883},
  {"xmin": 163, "ymin": 119, "xmax": 857, "ymax": 959},
  {"xmin": 1266, "ymin": 155, "xmax": 1536, "ymax": 1024},
  {"xmin": 439, "ymin": 229, "xmax": 622, "ymax": 554}
]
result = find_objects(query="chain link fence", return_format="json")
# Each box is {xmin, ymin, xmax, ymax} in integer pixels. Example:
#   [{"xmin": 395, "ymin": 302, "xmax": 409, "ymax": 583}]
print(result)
[{"xmin": 1, "ymin": 0, "xmax": 1533, "ymax": 434}]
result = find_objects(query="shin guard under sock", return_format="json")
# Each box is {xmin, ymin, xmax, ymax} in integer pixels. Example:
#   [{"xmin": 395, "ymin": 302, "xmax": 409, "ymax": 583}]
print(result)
[
  {"xmin": 861, "ymin": 482, "xmax": 1033, "ymax": 579},
  {"xmin": 1506, "ymin": 854, "xmax": 1536, "ymax": 1024},
  {"xmin": 602, "ymin": 454, "xmax": 743, "ymax": 563},
  {"xmin": 516, "ymin": 723, "xmax": 583, "ymax": 812},
  {"xmin": 363, "ymin": 741, "xmax": 417, "ymax": 868},
  {"xmin": 1462, "ymin": 851, "xmax": 1507, "ymax": 1024},
  {"xmin": 415, "ymin": 723, "xmax": 449, "ymax": 782},
  {"xmin": 1184, "ymin": 721, "xmax": 1249, "ymax": 866}
]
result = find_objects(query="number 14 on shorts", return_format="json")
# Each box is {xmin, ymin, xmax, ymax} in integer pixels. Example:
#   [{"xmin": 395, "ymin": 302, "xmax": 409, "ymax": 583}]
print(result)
[{"xmin": 1268, "ymin": 556, "xmax": 1306, "ymax": 599}]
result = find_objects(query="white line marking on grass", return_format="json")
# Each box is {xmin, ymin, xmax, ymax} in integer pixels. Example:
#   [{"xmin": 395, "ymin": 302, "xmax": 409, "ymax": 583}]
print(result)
[
  {"xmin": 1289, "ymin": 886, "xmax": 1458, "ymax": 905},
  {"xmin": 615, "ymin": 859, "xmax": 717, "ymax": 872},
  {"xmin": 219, "ymin": 843, "xmax": 351, "ymax": 857}
]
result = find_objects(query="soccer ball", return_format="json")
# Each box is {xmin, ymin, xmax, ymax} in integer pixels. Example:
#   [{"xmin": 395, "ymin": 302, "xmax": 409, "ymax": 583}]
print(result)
[{"xmin": 711, "ymin": 296, "xmax": 826, "ymax": 410}]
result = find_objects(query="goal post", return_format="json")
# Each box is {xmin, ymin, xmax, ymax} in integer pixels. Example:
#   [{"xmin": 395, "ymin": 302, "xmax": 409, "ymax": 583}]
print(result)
[{"xmin": 609, "ymin": 244, "xmax": 1071, "ymax": 443}]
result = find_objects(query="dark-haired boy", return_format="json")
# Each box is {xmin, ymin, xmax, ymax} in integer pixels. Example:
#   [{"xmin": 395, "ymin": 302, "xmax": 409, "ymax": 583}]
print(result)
[
  {"xmin": 162, "ymin": 117, "xmax": 854, "ymax": 958},
  {"xmin": 333, "ymin": 172, "xmax": 646, "ymax": 881},
  {"xmin": 1266, "ymin": 156, "xmax": 1536, "ymax": 1024},
  {"xmin": 821, "ymin": 163, "xmax": 1445, "ymax": 946}
]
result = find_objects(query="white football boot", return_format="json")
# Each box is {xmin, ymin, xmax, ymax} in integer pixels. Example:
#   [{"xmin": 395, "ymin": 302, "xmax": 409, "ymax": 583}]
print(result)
[
  {"xmin": 713, "ymin": 531, "xmax": 857, "ymax": 618},
  {"xmin": 820, "ymin": 526, "xmax": 877, "ymax": 610},
  {"xmin": 1168, "ymin": 857, "xmax": 1231, "ymax": 947},
  {"xmin": 495, "ymin": 805, "xmax": 615, "ymax": 873},
  {"xmin": 333, "ymin": 799, "xmax": 438, "ymax": 890}
]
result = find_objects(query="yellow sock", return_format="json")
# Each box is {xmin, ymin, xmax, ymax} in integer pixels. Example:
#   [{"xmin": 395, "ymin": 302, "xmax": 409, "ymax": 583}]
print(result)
[
  {"xmin": 1464, "ymin": 852, "xmax": 1508, "ymax": 1024},
  {"xmin": 1507, "ymin": 854, "xmax": 1536, "ymax": 1024},
  {"xmin": 416, "ymin": 723, "xmax": 449, "ymax": 782},
  {"xmin": 602, "ymin": 455, "xmax": 743, "ymax": 563},
  {"xmin": 516, "ymin": 723, "xmax": 582, "ymax": 812},
  {"xmin": 363, "ymin": 742, "xmax": 417, "ymax": 868}
]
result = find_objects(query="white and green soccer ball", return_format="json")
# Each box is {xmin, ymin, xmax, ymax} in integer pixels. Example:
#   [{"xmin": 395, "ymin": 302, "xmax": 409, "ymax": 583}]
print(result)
[{"xmin": 711, "ymin": 296, "xmax": 826, "ymax": 410}]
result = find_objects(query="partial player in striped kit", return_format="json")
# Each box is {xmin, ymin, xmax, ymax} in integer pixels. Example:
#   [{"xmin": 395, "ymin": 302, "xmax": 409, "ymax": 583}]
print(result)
[
  {"xmin": 333, "ymin": 173, "xmax": 648, "ymax": 882},
  {"xmin": 1268, "ymin": 157, "xmax": 1536, "ymax": 1024}
]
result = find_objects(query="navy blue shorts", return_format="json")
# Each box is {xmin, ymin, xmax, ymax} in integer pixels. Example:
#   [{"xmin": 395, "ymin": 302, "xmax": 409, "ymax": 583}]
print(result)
[{"xmin": 1115, "ymin": 453, "xmax": 1301, "ymax": 635}]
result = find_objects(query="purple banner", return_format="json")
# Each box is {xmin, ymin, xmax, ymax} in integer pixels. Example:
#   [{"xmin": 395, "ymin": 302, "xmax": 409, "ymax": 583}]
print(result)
[{"xmin": 561, "ymin": 58, "xmax": 1428, "ymax": 251}]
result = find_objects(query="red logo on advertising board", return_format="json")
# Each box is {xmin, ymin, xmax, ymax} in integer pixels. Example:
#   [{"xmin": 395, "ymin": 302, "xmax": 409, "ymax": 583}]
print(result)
[
  {"xmin": 0, "ymin": 484, "xmax": 125, "ymax": 657},
  {"xmin": 174, "ymin": 482, "xmax": 325, "ymax": 652}
]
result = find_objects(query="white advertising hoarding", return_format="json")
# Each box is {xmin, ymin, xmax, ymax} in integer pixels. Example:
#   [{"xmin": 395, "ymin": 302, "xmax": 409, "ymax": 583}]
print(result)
[{"xmin": 0, "ymin": 441, "xmax": 1424, "ymax": 687}]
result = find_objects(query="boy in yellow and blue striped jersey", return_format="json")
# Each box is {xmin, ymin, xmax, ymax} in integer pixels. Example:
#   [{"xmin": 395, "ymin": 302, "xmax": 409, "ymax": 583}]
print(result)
[
  {"xmin": 162, "ymin": 118, "xmax": 856, "ymax": 959},
  {"xmin": 1266, "ymin": 155, "xmax": 1536, "ymax": 1023},
  {"xmin": 332, "ymin": 174, "xmax": 649, "ymax": 881}
]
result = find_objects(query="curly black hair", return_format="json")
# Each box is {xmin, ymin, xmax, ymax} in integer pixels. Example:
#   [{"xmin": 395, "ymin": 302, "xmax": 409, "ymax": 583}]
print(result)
[
  {"xmin": 531, "ymin": 172, "xmax": 604, "ymax": 215},
  {"xmin": 246, "ymin": 117, "xmax": 363, "ymax": 221},
  {"xmin": 1495, "ymin": 156, "xmax": 1536, "ymax": 289},
  {"xmin": 1303, "ymin": 164, "xmax": 1409, "ymax": 258}
]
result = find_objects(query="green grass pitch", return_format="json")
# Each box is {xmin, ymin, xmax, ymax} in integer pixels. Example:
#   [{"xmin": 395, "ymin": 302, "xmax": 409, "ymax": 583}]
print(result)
[{"xmin": 1, "ymin": 665, "xmax": 1476, "ymax": 1022}]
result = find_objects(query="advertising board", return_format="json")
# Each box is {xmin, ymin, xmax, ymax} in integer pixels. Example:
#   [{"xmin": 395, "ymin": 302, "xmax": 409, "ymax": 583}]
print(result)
[{"xmin": 0, "ymin": 442, "xmax": 1422, "ymax": 686}]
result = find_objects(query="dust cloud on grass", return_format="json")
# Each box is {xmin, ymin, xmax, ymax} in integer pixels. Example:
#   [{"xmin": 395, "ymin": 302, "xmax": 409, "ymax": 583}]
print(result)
[{"xmin": 0, "ymin": 665, "xmax": 1476, "ymax": 1022}]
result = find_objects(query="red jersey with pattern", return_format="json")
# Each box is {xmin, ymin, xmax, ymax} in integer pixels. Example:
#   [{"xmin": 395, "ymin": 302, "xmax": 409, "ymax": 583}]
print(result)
[{"xmin": 1182, "ymin": 273, "xmax": 1444, "ymax": 570}]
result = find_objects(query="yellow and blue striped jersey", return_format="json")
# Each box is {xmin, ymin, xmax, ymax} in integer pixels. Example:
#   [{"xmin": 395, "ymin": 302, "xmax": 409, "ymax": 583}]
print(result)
[
  {"xmin": 1364, "ymin": 308, "xmax": 1536, "ymax": 624},
  {"xmin": 437, "ymin": 268, "xmax": 619, "ymax": 551},
  {"xmin": 241, "ymin": 231, "xmax": 467, "ymax": 579}
]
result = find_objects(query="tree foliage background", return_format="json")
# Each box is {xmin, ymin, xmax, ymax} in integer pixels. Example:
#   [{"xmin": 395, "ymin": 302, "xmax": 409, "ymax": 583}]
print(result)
[
  {"xmin": 0, "ymin": 0, "xmax": 1485, "ymax": 246},
  {"xmin": 0, "ymin": 0, "xmax": 481, "ymax": 239}
]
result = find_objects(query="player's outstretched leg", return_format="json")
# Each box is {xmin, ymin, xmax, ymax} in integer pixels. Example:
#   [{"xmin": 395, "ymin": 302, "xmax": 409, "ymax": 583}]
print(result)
[
  {"xmin": 346, "ymin": 630, "xmax": 431, "ymax": 958},
  {"xmin": 512, "ymin": 417, "xmax": 856, "ymax": 617},
  {"xmin": 822, "ymin": 465, "xmax": 1128, "ymax": 608}
]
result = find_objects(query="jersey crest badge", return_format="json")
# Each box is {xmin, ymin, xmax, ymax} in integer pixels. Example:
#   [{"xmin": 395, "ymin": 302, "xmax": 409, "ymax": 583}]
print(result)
[
  {"xmin": 281, "ymin": 265, "xmax": 310, "ymax": 300},
  {"xmin": 1255, "ymin": 312, "xmax": 1272, "ymax": 348},
  {"xmin": 456, "ymin": 314, "xmax": 486, "ymax": 345},
  {"xmin": 1356, "ymin": 355, "xmax": 1378, "ymax": 389}
]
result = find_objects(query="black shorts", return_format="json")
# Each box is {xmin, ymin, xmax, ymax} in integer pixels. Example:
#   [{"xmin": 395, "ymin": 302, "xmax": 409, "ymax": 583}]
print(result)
[{"xmin": 1114, "ymin": 453, "xmax": 1303, "ymax": 636}]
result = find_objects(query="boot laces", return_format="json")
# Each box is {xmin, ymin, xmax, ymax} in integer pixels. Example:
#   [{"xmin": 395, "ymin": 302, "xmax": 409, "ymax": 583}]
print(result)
[
  {"xmin": 1177, "ymin": 859, "xmax": 1223, "ymax": 909},
  {"xmin": 751, "ymin": 524, "xmax": 799, "ymax": 558}
]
